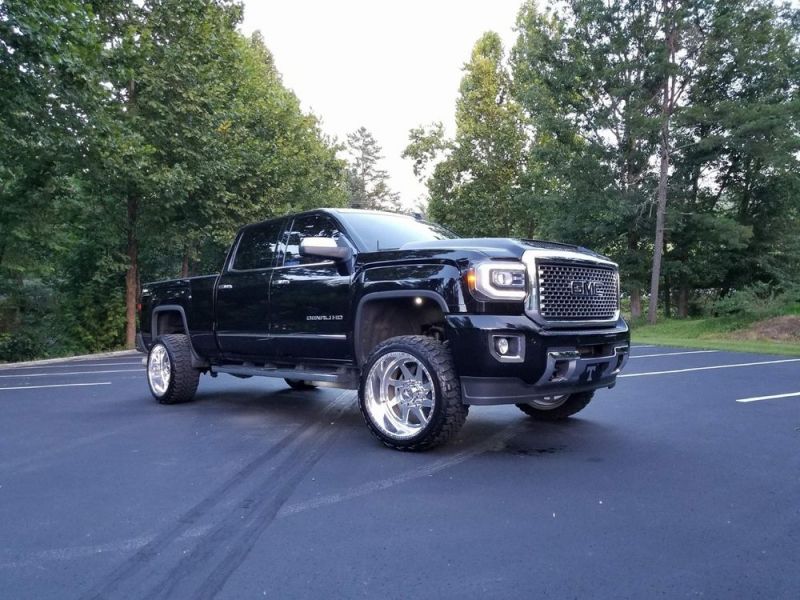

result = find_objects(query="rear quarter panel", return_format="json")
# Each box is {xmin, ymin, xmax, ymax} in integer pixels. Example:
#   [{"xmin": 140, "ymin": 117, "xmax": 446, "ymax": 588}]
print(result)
[{"xmin": 139, "ymin": 275, "xmax": 218, "ymax": 358}]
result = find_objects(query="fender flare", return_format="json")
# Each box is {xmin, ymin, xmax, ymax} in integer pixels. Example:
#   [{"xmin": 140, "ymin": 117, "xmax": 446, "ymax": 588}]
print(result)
[
  {"xmin": 353, "ymin": 290, "xmax": 449, "ymax": 366},
  {"xmin": 151, "ymin": 305, "xmax": 191, "ymax": 338},
  {"xmin": 150, "ymin": 305, "xmax": 208, "ymax": 368}
]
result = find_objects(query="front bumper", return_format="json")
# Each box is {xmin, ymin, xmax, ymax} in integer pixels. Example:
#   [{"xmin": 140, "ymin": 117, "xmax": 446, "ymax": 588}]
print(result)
[
  {"xmin": 444, "ymin": 314, "xmax": 630, "ymax": 405},
  {"xmin": 461, "ymin": 346, "xmax": 629, "ymax": 405}
]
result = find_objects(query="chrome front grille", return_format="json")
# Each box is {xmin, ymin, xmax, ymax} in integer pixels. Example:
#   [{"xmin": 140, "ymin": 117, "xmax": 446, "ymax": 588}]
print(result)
[{"xmin": 536, "ymin": 261, "xmax": 619, "ymax": 322}]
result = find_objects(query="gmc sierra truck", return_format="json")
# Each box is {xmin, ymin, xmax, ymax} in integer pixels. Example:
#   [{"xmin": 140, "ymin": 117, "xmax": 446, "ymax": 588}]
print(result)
[{"xmin": 137, "ymin": 209, "xmax": 630, "ymax": 450}]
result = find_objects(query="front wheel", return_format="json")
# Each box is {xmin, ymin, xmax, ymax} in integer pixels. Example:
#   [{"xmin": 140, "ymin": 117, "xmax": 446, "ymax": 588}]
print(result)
[
  {"xmin": 359, "ymin": 335, "xmax": 468, "ymax": 451},
  {"xmin": 516, "ymin": 391, "xmax": 594, "ymax": 421},
  {"xmin": 147, "ymin": 334, "xmax": 200, "ymax": 404}
]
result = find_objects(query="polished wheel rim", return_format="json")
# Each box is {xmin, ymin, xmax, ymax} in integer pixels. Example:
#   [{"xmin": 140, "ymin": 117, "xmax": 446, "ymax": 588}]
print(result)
[
  {"xmin": 148, "ymin": 344, "xmax": 171, "ymax": 396},
  {"xmin": 364, "ymin": 351, "xmax": 435, "ymax": 440},
  {"xmin": 528, "ymin": 395, "xmax": 568, "ymax": 410}
]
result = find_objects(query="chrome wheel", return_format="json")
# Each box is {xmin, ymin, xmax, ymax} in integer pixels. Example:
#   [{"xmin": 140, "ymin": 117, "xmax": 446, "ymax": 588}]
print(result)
[
  {"xmin": 528, "ymin": 395, "xmax": 568, "ymax": 410},
  {"xmin": 148, "ymin": 344, "xmax": 172, "ymax": 397},
  {"xmin": 363, "ymin": 351, "xmax": 435, "ymax": 440}
]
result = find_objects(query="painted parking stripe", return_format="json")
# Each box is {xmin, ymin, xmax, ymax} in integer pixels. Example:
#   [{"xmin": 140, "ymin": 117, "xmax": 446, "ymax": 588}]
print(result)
[
  {"xmin": 0, "ymin": 369, "xmax": 141, "ymax": 379},
  {"xmin": 0, "ymin": 382, "xmax": 112, "ymax": 391},
  {"xmin": 620, "ymin": 358, "xmax": 800, "ymax": 378},
  {"xmin": 631, "ymin": 350, "xmax": 718, "ymax": 359},
  {"xmin": 0, "ymin": 362, "xmax": 143, "ymax": 371},
  {"xmin": 736, "ymin": 391, "xmax": 800, "ymax": 403}
]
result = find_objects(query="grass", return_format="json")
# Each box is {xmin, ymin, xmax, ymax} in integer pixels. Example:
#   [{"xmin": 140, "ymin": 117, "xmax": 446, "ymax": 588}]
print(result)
[{"xmin": 630, "ymin": 313, "xmax": 800, "ymax": 356}]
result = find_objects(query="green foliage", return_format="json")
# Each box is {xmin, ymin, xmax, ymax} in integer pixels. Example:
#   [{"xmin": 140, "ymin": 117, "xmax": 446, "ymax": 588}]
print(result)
[
  {"xmin": 0, "ymin": 333, "xmax": 43, "ymax": 362},
  {"xmin": 0, "ymin": 0, "xmax": 347, "ymax": 361},
  {"xmin": 345, "ymin": 127, "xmax": 400, "ymax": 211},
  {"xmin": 711, "ymin": 283, "xmax": 800, "ymax": 319},
  {"xmin": 511, "ymin": 0, "xmax": 664, "ymax": 296},
  {"xmin": 667, "ymin": 0, "xmax": 800, "ymax": 299},
  {"xmin": 407, "ymin": 0, "xmax": 799, "ymax": 321},
  {"xmin": 404, "ymin": 32, "xmax": 529, "ymax": 236}
]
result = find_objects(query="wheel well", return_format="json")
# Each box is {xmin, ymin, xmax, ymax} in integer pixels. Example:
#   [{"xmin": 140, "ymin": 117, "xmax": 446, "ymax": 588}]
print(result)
[
  {"xmin": 154, "ymin": 311, "xmax": 186, "ymax": 337},
  {"xmin": 356, "ymin": 296, "xmax": 446, "ymax": 365}
]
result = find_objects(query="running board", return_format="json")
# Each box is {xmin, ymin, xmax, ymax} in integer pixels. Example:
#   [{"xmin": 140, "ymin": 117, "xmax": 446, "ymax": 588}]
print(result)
[{"xmin": 210, "ymin": 364, "xmax": 359, "ymax": 388}]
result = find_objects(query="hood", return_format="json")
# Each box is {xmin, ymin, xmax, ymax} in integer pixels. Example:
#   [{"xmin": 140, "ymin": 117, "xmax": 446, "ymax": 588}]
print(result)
[{"xmin": 400, "ymin": 237, "xmax": 607, "ymax": 261}]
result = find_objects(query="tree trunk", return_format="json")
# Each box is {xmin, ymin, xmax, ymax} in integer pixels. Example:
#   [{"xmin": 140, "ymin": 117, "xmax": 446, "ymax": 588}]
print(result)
[
  {"xmin": 678, "ymin": 285, "xmax": 689, "ymax": 318},
  {"xmin": 180, "ymin": 250, "xmax": 190, "ymax": 278},
  {"xmin": 630, "ymin": 287, "xmax": 642, "ymax": 319},
  {"xmin": 647, "ymin": 4, "xmax": 675, "ymax": 325},
  {"xmin": 124, "ymin": 196, "xmax": 139, "ymax": 349},
  {"xmin": 648, "ymin": 140, "xmax": 669, "ymax": 324}
]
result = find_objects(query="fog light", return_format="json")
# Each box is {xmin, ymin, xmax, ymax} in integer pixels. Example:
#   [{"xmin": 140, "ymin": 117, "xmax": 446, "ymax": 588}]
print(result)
[{"xmin": 496, "ymin": 337, "xmax": 510, "ymax": 355}]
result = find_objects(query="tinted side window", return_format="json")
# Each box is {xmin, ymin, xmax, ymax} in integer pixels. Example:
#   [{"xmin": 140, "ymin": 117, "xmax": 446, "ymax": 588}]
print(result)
[
  {"xmin": 281, "ymin": 215, "xmax": 345, "ymax": 266},
  {"xmin": 232, "ymin": 221, "xmax": 283, "ymax": 270}
]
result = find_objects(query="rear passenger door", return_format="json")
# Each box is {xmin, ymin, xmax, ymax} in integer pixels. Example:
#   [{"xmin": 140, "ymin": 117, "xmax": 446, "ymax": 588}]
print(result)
[
  {"xmin": 215, "ymin": 219, "xmax": 285, "ymax": 358},
  {"xmin": 269, "ymin": 214, "xmax": 353, "ymax": 362}
]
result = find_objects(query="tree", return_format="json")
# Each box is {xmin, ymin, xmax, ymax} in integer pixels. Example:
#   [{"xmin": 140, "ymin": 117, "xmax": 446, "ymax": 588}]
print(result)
[
  {"xmin": 1, "ymin": 0, "xmax": 347, "ymax": 359},
  {"xmin": 511, "ymin": 1, "xmax": 664, "ymax": 317},
  {"xmin": 510, "ymin": 0, "xmax": 798, "ymax": 322},
  {"xmin": 0, "ymin": 1, "xmax": 101, "ymax": 287},
  {"xmin": 0, "ymin": 0, "xmax": 106, "ymax": 357},
  {"xmin": 82, "ymin": 0, "xmax": 253, "ymax": 347},
  {"xmin": 404, "ymin": 32, "xmax": 527, "ymax": 237},
  {"xmin": 345, "ymin": 127, "xmax": 400, "ymax": 211},
  {"xmin": 679, "ymin": 0, "xmax": 800, "ymax": 295},
  {"xmin": 648, "ymin": 0, "xmax": 715, "ymax": 324},
  {"xmin": 659, "ymin": 0, "xmax": 800, "ymax": 316},
  {"xmin": 88, "ymin": 1, "xmax": 347, "ymax": 347}
]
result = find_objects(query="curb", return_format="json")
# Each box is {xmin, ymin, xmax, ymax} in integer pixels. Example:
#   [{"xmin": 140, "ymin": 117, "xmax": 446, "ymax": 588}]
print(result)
[{"xmin": 0, "ymin": 349, "xmax": 141, "ymax": 369}]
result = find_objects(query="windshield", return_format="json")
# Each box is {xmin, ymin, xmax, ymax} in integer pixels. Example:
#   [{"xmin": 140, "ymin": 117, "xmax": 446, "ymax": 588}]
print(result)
[{"xmin": 337, "ymin": 212, "xmax": 458, "ymax": 251}]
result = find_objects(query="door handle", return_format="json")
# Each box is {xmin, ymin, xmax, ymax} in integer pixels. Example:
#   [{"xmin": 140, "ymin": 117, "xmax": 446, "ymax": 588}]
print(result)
[
  {"xmin": 273, "ymin": 280, "xmax": 290, "ymax": 286},
  {"xmin": 218, "ymin": 284, "xmax": 233, "ymax": 290}
]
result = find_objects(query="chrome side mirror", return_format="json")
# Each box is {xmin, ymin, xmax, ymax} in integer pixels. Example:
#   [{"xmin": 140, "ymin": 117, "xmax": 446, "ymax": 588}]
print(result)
[{"xmin": 299, "ymin": 237, "xmax": 352, "ymax": 261}]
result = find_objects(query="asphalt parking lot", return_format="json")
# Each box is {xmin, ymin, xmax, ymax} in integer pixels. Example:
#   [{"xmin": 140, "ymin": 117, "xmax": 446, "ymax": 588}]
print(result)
[{"xmin": 1, "ymin": 346, "xmax": 799, "ymax": 599}]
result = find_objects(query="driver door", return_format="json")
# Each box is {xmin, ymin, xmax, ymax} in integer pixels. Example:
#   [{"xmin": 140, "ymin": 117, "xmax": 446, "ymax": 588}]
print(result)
[{"xmin": 269, "ymin": 214, "xmax": 353, "ymax": 362}]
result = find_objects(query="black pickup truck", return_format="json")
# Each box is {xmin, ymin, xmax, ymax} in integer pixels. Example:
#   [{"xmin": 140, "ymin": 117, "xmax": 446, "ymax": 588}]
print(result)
[{"xmin": 138, "ymin": 209, "xmax": 629, "ymax": 450}]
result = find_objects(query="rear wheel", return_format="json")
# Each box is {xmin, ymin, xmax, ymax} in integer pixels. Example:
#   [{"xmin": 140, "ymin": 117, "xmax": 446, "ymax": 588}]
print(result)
[
  {"xmin": 516, "ymin": 391, "xmax": 594, "ymax": 421},
  {"xmin": 359, "ymin": 335, "xmax": 467, "ymax": 451},
  {"xmin": 285, "ymin": 379, "xmax": 317, "ymax": 391},
  {"xmin": 147, "ymin": 334, "xmax": 200, "ymax": 404}
]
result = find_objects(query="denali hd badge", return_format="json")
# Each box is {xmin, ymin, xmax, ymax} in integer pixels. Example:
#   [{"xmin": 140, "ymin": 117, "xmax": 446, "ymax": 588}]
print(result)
[
  {"xmin": 306, "ymin": 314, "xmax": 344, "ymax": 321},
  {"xmin": 570, "ymin": 280, "xmax": 602, "ymax": 297}
]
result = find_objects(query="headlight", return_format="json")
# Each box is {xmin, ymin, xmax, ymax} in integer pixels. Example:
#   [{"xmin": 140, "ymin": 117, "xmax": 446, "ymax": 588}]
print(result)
[{"xmin": 468, "ymin": 261, "xmax": 527, "ymax": 301}]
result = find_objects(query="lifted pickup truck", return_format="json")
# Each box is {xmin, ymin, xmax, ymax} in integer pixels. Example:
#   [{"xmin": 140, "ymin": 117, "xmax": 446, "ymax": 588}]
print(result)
[{"xmin": 138, "ymin": 209, "xmax": 629, "ymax": 450}]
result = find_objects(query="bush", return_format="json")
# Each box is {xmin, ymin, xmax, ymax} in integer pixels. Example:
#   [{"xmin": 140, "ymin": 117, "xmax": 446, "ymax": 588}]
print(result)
[
  {"xmin": 0, "ymin": 332, "xmax": 44, "ymax": 362},
  {"xmin": 711, "ymin": 283, "xmax": 800, "ymax": 318}
]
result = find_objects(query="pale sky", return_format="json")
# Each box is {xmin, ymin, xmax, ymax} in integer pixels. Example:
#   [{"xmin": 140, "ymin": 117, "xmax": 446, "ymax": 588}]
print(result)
[{"xmin": 240, "ymin": 0, "xmax": 523, "ymax": 208}]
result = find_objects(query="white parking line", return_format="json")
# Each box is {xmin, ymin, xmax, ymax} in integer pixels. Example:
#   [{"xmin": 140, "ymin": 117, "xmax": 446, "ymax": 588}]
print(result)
[
  {"xmin": 0, "ymin": 382, "xmax": 112, "ymax": 391},
  {"xmin": 620, "ymin": 358, "xmax": 800, "ymax": 378},
  {"xmin": 735, "ymin": 391, "xmax": 800, "ymax": 403},
  {"xmin": 631, "ymin": 350, "xmax": 718, "ymax": 359},
  {"xmin": 0, "ymin": 369, "xmax": 141, "ymax": 379},
  {"xmin": 0, "ymin": 362, "xmax": 143, "ymax": 371}
]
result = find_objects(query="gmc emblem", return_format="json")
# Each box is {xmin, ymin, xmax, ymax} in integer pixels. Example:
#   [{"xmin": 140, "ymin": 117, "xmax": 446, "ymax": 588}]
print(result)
[{"xmin": 570, "ymin": 280, "xmax": 602, "ymax": 297}]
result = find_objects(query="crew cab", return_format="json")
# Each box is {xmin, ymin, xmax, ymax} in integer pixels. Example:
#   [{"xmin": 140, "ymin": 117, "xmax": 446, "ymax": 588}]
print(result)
[{"xmin": 137, "ymin": 209, "xmax": 630, "ymax": 450}]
